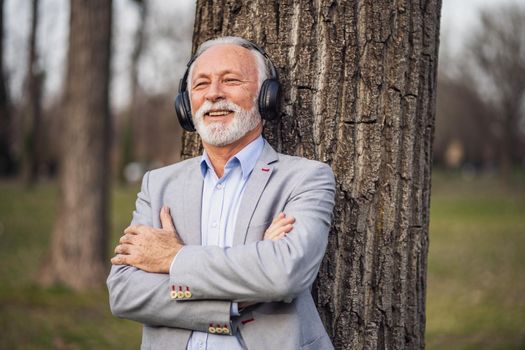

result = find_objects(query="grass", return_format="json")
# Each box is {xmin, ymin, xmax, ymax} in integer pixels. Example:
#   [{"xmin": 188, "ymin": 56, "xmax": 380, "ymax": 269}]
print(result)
[
  {"xmin": 0, "ymin": 181, "xmax": 142, "ymax": 350},
  {"xmin": 0, "ymin": 171, "xmax": 524, "ymax": 349},
  {"xmin": 426, "ymin": 171, "xmax": 525, "ymax": 349}
]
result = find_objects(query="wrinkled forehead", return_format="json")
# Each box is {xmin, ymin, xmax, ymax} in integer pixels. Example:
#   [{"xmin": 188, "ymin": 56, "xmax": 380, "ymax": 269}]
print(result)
[{"xmin": 191, "ymin": 44, "xmax": 259, "ymax": 80}]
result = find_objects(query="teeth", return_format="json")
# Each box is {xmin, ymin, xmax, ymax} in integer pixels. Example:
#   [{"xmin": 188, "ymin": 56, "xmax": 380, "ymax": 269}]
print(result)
[{"xmin": 208, "ymin": 111, "xmax": 230, "ymax": 116}]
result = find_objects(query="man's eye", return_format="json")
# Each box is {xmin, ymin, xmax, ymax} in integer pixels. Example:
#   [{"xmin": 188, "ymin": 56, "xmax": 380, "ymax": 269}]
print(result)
[
  {"xmin": 193, "ymin": 82, "xmax": 208, "ymax": 89},
  {"xmin": 224, "ymin": 78, "xmax": 241, "ymax": 84}
]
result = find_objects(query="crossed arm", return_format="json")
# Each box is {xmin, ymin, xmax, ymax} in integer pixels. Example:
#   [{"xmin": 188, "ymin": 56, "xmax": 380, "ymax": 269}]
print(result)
[
  {"xmin": 107, "ymin": 209, "xmax": 293, "ymax": 331},
  {"xmin": 111, "ymin": 208, "xmax": 295, "ymax": 274},
  {"xmin": 107, "ymin": 163, "xmax": 335, "ymax": 331}
]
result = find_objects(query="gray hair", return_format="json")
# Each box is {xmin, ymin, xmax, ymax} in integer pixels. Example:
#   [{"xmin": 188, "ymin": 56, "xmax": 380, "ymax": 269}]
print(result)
[{"xmin": 186, "ymin": 36, "xmax": 270, "ymax": 96}]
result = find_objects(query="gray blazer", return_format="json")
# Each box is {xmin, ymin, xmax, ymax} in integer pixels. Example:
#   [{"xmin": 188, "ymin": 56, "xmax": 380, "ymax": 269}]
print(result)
[{"xmin": 107, "ymin": 140, "xmax": 336, "ymax": 350}]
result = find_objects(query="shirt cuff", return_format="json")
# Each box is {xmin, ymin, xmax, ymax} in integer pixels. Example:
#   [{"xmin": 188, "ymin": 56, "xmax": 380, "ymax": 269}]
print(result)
[
  {"xmin": 230, "ymin": 302, "xmax": 240, "ymax": 316},
  {"xmin": 169, "ymin": 246, "xmax": 185, "ymax": 275}
]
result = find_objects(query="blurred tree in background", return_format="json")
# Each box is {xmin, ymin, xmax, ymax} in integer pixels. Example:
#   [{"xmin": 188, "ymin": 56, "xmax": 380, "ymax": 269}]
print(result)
[
  {"xmin": 434, "ymin": 75, "xmax": 497, "ymax": 170},
  {"xmin": 434, "ymin": 4, "xmax": 525, "ymax": 179},
  {"xmin": 113, "ymin": 0, "xmax": 186, "ymax": 184},
  {"xmin": 21, "ymin": 0, "xmax": 44, "ymax": 185},
  {"xmin": 468, "ymin": 4, "xmax": 525, "ymax": 180},
  {"xmin": 116, "ymin": 0, "xmax": 148, "ymax": 184},
  {"xmin": 40, "ymin": 0, "xmax": 112, "ymax": 289},
  {"xmin": 0, "ymin": 0, "xmax": 15, "ymax": 176},
  {"xmin": 0, "ymin": 1, "xmax": 191, "ymax": 183}
]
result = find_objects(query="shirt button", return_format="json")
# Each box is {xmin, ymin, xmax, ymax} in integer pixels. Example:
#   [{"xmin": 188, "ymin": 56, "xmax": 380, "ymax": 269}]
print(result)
[
  {"xmin": 216, "ymin": 183, "xmax": 223, "ymax": 190},
  {"xmin": 212, "ymin": 222, "xmax": 217, "ymax": 228}
]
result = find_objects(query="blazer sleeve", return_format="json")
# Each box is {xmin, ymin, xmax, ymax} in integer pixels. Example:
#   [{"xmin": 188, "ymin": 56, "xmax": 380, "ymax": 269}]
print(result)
[
  {"xmin": 169, "ymin": 162, "xmax": 336, "ymax": 303},
  {"xmin": 106, "ymin": 171, "xmax": 232, "ymax": 332}
]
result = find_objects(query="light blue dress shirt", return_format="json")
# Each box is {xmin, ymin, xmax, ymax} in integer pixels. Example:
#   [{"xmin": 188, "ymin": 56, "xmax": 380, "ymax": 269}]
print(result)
[{"xmin": 186, "ymin": 135, "xmax": 264, "ymax": 350}]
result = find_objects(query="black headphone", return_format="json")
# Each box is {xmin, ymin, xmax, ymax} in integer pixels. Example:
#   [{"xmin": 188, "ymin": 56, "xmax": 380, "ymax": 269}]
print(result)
[{"xmin": 174, "ymin": 40, "xmax": 281, "ymax": 132}]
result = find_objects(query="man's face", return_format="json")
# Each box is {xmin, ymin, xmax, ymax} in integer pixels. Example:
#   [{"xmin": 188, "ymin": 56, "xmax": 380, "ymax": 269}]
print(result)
[{"xmin": 189, "ymin": 44, "xmax": 262, "ymax": 146}]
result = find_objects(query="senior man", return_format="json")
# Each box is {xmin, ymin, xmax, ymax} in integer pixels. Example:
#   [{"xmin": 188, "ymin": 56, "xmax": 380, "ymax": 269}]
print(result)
[{"xmin": 107, "ymin": 36, "xmax": 336, "ymax": 350}]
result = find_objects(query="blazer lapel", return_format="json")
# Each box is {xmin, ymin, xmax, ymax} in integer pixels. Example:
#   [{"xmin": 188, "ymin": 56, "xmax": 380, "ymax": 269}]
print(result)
[
  {"xmin": 182, "ymin": 161, "xmax": 203, "ymax": 245},
  {"xmin": 232, "ymin": 141, "xmax": 278, "ymax": 246}
]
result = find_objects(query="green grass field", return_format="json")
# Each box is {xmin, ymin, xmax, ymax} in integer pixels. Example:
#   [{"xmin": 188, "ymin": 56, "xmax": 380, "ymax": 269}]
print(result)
[
  {"xmin": 426, "ymin": 172, "xmax": 525, "ymax": 349},
  {"xmin": 0, "ymin": 172, "xmax": 524, "ymax": 349},
  {"xmin": 0, "ymin": 182, "xmax": 142, "ymax": 349}
]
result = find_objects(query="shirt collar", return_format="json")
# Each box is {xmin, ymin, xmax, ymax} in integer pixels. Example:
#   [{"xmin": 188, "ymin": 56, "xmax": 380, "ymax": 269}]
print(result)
[{"xmin": 200, "ymin": 135, "xmax": 265, "ymax": 179}]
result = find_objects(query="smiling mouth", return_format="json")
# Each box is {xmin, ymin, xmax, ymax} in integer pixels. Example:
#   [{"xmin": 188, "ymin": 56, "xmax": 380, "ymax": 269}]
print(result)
[{"xmin": 206, "ymin": 110, "xmax": 232, "ymax": 117}]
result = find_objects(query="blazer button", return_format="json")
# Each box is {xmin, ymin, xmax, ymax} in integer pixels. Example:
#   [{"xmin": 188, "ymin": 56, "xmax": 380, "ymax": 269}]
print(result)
[
  {"xmin": 215, "ymin": 327, "xmax": 223, "ymax": 334},
  {"xmin": 222, "ymin": 326, "xmax": 229, "ymax": 334},
  {"xmin": 184, "ymin": 291, "xmax": 192, "ymax": 298},
  {"xmin": 170, "ymin": 291, "xmax": 178, "ymax": 299},
  {"xmin": 208, "ymin": 326, "xmax": 216, "ymax": 334},
  {"xmin": 177, "ymin": 291, "xmax": 185, "ymax": 298}
]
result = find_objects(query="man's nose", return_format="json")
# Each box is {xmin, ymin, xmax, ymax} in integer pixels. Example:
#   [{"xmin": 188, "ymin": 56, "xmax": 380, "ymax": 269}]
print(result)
[{"xmin": 205, "ymin": 80, "xmax": 224, "ymax": 102}]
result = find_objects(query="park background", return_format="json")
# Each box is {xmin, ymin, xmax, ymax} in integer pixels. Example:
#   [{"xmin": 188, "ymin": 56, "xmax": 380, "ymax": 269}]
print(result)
[{"xmin": 0, "ymin": 0, "xmax": 524, "ymax": 349}]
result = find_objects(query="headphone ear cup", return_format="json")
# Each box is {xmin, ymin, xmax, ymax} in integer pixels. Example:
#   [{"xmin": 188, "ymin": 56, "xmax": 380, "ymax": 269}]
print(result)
[
  {"xmin": 258, "ymin": 79, "xmax": 281, "ymax": 121},
  {"xmin": 174, "ymin": 91, "xmax": 196, "ymax": 132}
]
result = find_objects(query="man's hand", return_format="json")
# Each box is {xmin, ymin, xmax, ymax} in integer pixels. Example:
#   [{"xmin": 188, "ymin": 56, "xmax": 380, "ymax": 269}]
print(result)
[
  {"xmin": 263, "ymin": 212, "xmax": 295, "ymax": 241},
  {"xmin": 111, "ymin": 206, "xmax": 184, "ymax": 273}
]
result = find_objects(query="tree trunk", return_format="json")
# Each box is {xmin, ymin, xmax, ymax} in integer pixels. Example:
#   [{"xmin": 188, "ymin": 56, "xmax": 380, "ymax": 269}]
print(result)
[
  {"xmin": 41, "ymin": 0, "xmax": 112, "ymax": 290},
  {"xmin": 117, "ymin": 0, "xmax": 148, "ymax": 184},
  {"xmin": 184, "ymin": 1, "xmax": 441, "ymax": 348},
  {"xmin": 22, "ymin": 0, "xmax": 44, "ymax": 185},
  {"xmin": 130, "ymin": 0, "xmax": 153, "ymax": 164},
  {"xmin": 0, "ymin": 0, "xmax": 16, "ymax": 176}
]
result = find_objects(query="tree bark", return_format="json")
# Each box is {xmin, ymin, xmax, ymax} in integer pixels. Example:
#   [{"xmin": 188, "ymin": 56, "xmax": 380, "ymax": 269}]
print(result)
[
  {"xmin": 0, "ymin": 0, "xmax": 16, "ymax": 176},
  {"xmin": 185, "ymin": 1, "xmax": 441, "ymax": 348},
  {"xmin": 41, "ymin": 0, "xmax": 112, "ymax": 290}
]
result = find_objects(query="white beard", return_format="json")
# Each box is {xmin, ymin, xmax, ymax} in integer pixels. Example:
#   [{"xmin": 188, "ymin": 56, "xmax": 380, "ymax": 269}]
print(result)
[{"xmin": 192, "ymin": 100, "xmax": 261, "ymax": 147}]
